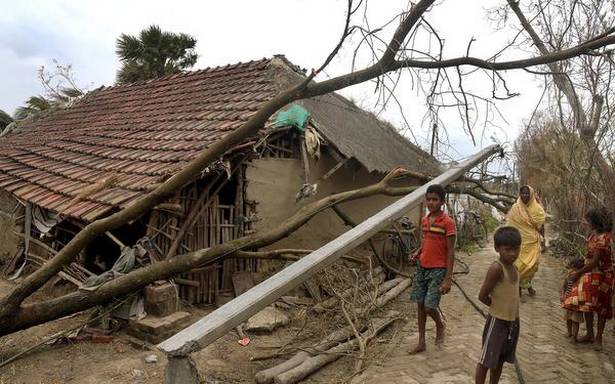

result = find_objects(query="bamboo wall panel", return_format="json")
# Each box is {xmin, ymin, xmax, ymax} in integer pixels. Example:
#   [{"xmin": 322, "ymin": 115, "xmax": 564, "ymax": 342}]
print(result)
[{"xmin": 151, "ymin": 175, "xmax": 255, "ymax": 305}]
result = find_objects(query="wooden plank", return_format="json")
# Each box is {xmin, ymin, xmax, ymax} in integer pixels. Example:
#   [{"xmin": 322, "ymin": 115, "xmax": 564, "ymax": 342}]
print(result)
[{"xmin": 158, "ymin": 145, "xmax": 501, "ymax": 355}]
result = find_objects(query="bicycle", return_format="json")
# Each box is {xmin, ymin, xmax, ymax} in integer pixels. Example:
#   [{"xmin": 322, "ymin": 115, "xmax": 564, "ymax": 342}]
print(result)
[
  {"xmin": 454, "ymin": 210, "xmax": 488, "ymax": 250},
  {"xmin": 380, "ymin": 217, "xmax": 420, "ymax": 274}
]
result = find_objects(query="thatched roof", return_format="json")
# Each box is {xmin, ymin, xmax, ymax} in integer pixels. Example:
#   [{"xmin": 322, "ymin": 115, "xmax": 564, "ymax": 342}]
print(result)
[{"xmin": 271, "ymin": 57, "xmax": 440, "ymax": 175}]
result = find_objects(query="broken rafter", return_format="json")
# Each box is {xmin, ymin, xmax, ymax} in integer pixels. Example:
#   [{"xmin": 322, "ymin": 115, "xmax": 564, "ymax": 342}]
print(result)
[{"xmin": 317, "ymin": 157, "xmax": 348, "ymax": 185}]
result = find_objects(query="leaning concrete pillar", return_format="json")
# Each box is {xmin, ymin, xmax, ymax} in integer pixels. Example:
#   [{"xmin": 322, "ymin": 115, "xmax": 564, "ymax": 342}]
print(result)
[{"xmin": 165, "ymin": 354, "xmax": 201, "ymax": 384}]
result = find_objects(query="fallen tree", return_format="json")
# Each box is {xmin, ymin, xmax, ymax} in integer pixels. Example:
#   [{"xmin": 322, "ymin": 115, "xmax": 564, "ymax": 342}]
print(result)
[
  {"xmin": 1, "ymin": 0, "xmax": 613, "ymax": 334},
  {"xmin": 0, "ymin": 167, "xmax": 493, "ymax": 335}
]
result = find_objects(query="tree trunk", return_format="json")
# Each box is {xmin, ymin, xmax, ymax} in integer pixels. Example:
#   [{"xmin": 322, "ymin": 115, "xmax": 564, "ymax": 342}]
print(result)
[{"xmin": 0, "ymin": 173, "xmax": 417, "ymax": 335}]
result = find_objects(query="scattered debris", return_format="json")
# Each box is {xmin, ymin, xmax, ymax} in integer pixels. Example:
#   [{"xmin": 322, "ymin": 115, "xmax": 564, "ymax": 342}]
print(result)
[
  {"xmin": 256, "ymin": 310, "xmax": 401, "ymax": 384},
  {"xmin": 238, "ymin": 337, "xmax": 251, "ymax": 347},
  {"xmin": 236, "ymin": 324, "xmax": 251, "ymax": 346},
  {"xmin": 255, "ymin": 273, "xmax": 410, "ymax": 384},
  {"xmin": 144, "ymin": 280, "xmax": 178, "ymax": 317},
  {"xmin": 128, "ymin": 311, "xmax": 192, "ymax": 343},
  {"xmin": 245, "ymin": 306, "xmax": 290, "ymax": 332},
  {"xmin": 131, "ymin": 368, "xmax": 144, "ymax": 378},
  {"xmin": 145, "ymin": 354, "xmax": 158, "ymax": 363}
]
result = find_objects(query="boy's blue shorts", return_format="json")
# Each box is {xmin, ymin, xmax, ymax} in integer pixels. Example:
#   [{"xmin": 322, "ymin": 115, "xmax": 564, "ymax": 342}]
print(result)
[{"xmin": 409, "ymin": 264, "xmax": 447, "ymax": 309}]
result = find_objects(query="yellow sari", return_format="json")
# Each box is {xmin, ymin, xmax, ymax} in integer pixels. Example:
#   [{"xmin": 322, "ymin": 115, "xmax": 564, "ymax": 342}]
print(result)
[{"xmin": 506, "ymin": 186, "xmax": 546, "ymax": 289}]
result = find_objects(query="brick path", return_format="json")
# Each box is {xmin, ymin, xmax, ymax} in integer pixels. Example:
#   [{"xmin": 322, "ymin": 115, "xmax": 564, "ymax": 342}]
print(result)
[{"xmin": 352, "ymin": 246, "xmax": 615, "ymax": 384}]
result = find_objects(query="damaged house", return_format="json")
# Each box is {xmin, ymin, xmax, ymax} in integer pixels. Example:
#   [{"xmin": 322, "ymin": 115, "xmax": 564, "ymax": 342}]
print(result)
[{"xmin": 0, "ymin": 56, "xmax": 440, "ymax": 310}]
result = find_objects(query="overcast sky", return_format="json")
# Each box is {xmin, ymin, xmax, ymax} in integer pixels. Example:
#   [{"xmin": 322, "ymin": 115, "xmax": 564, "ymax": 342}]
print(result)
[{"xmin": 0, "ymin": 0, "xmax": 547, "ymax": 170}]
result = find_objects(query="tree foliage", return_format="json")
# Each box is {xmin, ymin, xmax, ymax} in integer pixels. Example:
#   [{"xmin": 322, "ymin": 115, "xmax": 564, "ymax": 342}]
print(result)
[
  {"xmin": 13, "ymin": 61, "xmax": 84, "ymax": 121},
  {"xmin": 507, "ymin": 0, "xmax": 615, "ymax": 227},
  {"xmin": 115, "ymin": 25, "xmax": 198, "ymax": 84},
  {"xmin": 0, "ymin": 109, "xmax": 13, "ymax": 131}
]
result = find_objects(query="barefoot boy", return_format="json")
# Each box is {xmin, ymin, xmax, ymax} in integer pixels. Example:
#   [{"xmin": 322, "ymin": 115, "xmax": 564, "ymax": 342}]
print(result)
[
  {"xmin": 475, "ymin": 226, "xmax": 521, "ymax": 384},
  {"xmin": 408, "ymin": 184, "xmax": 456, "ymax": 353}
]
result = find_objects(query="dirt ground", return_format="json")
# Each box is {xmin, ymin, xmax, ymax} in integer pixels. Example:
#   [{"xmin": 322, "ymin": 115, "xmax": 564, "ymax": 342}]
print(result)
[
  {"xmin": 8, "ymin": 240, "xmax": 614, "ymax": 384},
  {"xmin": 0, "ymin": 267, "xmax": 415, "ymax": 384}
]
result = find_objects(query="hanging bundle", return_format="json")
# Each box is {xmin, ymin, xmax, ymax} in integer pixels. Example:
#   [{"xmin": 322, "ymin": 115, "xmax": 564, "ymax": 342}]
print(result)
[{"xmin": 304, "ymin": 126, "xmax": 323, "ymax": 160}]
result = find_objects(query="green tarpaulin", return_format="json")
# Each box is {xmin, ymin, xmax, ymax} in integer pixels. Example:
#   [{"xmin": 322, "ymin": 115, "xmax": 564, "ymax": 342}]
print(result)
[{"xmin": 274, "ymin": 104, "xmax": 310, "ymax": 131}]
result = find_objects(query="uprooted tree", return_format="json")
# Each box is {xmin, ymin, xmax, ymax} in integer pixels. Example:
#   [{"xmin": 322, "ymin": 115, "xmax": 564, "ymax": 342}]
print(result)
[{"xmin": 1, "ymin": 0, "xmax": 615, "ymax": 336}]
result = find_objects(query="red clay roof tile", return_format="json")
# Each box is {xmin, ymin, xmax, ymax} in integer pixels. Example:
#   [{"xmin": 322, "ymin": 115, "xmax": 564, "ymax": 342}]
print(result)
[{"xmin": 0, "ymin": 59, "xmax": 274, "ymax": 220}]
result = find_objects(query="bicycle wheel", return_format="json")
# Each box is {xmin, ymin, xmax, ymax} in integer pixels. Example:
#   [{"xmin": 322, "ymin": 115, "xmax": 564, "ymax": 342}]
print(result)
[{"xmin": 475, "ymin": 222, "xmax": 488, "ymax": 247}]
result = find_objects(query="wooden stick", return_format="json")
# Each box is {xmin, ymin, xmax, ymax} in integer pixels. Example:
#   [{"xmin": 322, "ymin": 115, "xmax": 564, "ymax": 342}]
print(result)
[
  {"xmin": 174, "ymin": 278, "xmax": 200, "ymax": 288},
  {"xmin": 154, "ymin": 203, "xmax": 184, "ymax": 214},
  {"xmin": 105, "ymin": 232, "xmax": 125, "ymax": 248},
  {"xmin": 299, "ymin": 137, "xmax": 310, "ymax": 185},
  {"xmin": 316, "ymin": 158, "xmax": 348, "ymax": 184},
  {"xmin": 12, "ymin": 232, "xmax": 57, "ymax": 256},
  {"xmin": 166, "ymin": 158, "xmax": 247, "ymax": 259},
  {"xmin": 273, "ymin": 312, "xmax": 400, "ymax": 384}
]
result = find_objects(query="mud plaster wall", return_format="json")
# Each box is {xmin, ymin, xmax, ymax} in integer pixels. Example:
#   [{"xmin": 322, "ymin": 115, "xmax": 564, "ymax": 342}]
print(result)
[
  {"xmin": 245, "ymin": 153, "xmax": 423, "ymax": 252},
  {"xmin": 0, "ymin": 190, "xmax": 21, "ymax": 263}
]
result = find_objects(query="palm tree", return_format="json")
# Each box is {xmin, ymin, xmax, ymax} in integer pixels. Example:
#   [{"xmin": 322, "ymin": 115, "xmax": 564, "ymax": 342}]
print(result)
[
  {"xmin": 13, "ymin": 85, "xmax": 83, "ymax": 121},
  {"xmin": 0, "ymin": 109, "xmax": 13, "ymax": 131},
  {"xmin": 115, "ymin": 25, "xmax": 198, "ymax": 84},
  {"xmin": 14, "ymin": 96, "xmax": 52, "ymax": 120}
]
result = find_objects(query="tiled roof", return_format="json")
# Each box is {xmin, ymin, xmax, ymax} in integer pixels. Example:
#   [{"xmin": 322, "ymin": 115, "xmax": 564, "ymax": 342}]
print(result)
[
  {"xmin": 0, "ymin": 59, "xmax": 275, "ymax": 221},
  {"xmin": 0, "ymin": 56, "xmax": 440, "ymax": 222}
]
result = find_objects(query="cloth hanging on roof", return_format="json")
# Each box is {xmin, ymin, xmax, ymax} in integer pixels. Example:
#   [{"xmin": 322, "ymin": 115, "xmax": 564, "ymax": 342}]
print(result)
[
  {"xmin": 274, "ymin": 104, "xmax": 310, "ymax": 131},
  {"xmin": 304, "ymin": 126, "xmax": 323, "ymax": 159},
  {"xmin": 9, "ymin": 203, "xmax": 31, "ymax": 281},
  {"xmin": 32, "ymin": 205, "xmax": 62, "ymax": 235},
  {"xmin": 81, "ymin": 241, "xmax": 147, "ymax": 291}
]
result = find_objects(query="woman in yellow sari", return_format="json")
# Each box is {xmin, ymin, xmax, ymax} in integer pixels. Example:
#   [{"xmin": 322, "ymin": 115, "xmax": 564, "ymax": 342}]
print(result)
[{"xmin": 506, "ymin": 185, "xmax": 546, "ymax": 296}]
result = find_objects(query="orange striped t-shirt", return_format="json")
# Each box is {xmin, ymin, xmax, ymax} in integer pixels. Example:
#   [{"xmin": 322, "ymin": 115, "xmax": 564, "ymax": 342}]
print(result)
[{"xmin": 418, "ymin": 211, "xmax": 456, "ymax": 268}]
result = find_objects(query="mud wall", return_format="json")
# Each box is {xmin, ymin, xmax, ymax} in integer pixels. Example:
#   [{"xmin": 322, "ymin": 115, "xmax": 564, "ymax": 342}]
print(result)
[
  {"xmin": 0, "ymin": 190, "xmax": 21, "ymax": 264},
  {"xmin": 245, "ymin": 152, "xmax": 423, "ymax": 251}
]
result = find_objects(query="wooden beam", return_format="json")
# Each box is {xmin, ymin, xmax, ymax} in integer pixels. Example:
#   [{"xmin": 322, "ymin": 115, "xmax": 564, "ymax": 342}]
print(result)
[
  {"xmin": 105, "ymin": 231, "xmax": 125, "ymax": 248},
  {"xmin": 317, "ymin": 158, "xmax": 348, "ymax": 184},
  {"xmin": 158, "ymin": 145, "xmax": 502, "ymax": 355}
]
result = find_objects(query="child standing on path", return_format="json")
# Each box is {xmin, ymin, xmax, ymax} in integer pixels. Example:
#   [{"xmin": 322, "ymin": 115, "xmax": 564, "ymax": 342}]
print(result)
[
  {"xmin": 408, "ymin": 184, "xmax": 456, "ymax": 354},
  {"xmin": 561, "ymin": 257, "xmax": 585, "ymax": 342},
  {"xmin": 475, "ymin": 226, "xmax": 521, "ymax": 384}
]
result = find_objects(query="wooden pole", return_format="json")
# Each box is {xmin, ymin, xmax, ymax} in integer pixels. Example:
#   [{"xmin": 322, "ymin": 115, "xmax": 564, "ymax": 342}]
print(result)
[{"xmin": 158, "ymin": 145, "xmax": 501, "ymax": 356}]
